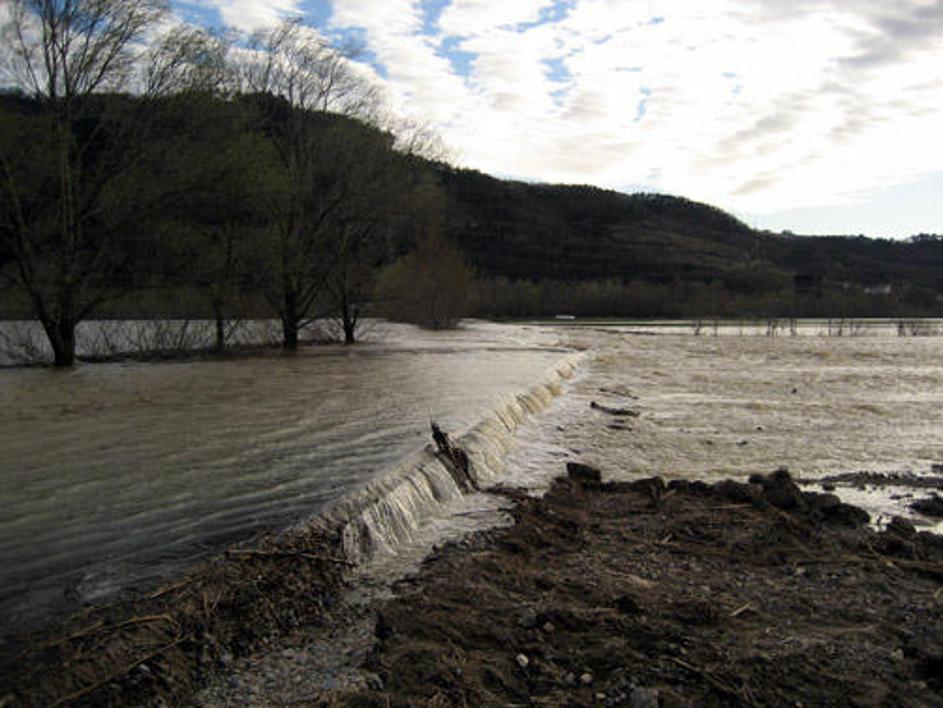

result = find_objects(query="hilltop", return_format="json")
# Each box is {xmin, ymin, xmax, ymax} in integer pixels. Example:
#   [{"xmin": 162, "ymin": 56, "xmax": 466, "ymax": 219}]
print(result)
[{"xmin": 437, "ymin": 165, "xmax": 943, "ymax": 317}]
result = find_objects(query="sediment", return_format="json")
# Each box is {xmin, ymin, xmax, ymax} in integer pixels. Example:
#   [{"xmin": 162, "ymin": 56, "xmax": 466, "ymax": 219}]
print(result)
[{"xmin": 328, "ymin": 469, "xmax": 943, "ymax": 707}]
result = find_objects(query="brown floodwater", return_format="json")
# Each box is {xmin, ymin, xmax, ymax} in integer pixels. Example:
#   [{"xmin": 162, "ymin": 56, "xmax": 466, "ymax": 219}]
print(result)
[{"xmin": 0, "ymin": 321, "xmax": 568, "ymax": 636}]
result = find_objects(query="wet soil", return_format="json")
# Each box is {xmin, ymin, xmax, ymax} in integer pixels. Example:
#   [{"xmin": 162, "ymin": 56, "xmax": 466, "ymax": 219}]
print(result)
[
  {"xmin": 0, "ymin": 525, "xmax": 349, "ymax": 707},
  {"xmin": 811, "ymin": 471, "xmax": 943, "ymax": 492},
  {"xmin": 328, "ymin": 470, "xmax": 943, "ymax": 707}
]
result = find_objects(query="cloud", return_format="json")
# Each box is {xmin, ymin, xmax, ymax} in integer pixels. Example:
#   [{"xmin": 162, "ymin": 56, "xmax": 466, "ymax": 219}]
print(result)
[
  {"xmin": 206, "ymin": 0, "xmax": 943, "ymax": 225},
  {"xmin": 188, "ymin": 0, "xmax": 304, "ymax": 32}
]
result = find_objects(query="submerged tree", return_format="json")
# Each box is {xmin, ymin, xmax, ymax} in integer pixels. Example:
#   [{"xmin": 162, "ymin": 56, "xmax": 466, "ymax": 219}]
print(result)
[
  {"xmin": 236, "ymin": 19, "xmax": 382, "ymax": 350},
  {"xmin": 0, "ymin": 0, "xmax": 224, "ymax": 365}
]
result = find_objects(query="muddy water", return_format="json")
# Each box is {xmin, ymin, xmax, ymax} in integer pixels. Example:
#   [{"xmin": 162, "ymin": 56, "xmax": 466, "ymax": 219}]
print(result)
[
  {"xmin": 505, "ymin": 325, "xmax": 943, "ymax": 529},
  {"xmin": 0, "ymin": 321, "xmax": 567, "ymax": 635}
]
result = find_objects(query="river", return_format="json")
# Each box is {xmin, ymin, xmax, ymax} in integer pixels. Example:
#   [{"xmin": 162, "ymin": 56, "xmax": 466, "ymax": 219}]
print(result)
[
  {"xmin": 0, "ymin": 320, "xmax": 568, "ymax": 636},
  {"xmin": 2, "ymin": 318, "xmax": 942, "ymax": 641}
]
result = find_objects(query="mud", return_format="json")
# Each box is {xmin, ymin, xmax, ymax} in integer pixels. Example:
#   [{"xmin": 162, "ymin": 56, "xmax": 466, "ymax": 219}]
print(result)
[
  {"xmin": 0, "ymin": 524, "xmax": 348, "ymax": 707},
  {"xmin": 326, "ymin": 469, "xmax": 943, "ymax": 707},
  {"xmin": 810, "ymin": 471, "xmax": 943, "ymax": 491}
]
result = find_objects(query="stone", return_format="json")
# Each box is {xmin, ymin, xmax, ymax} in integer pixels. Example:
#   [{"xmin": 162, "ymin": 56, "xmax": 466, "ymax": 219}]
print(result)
[
  {"xmin": 755, "ymin": 468, "xmax": 804, "ymax": 510},
  {"xmin": 516, "ymin": 654, "xmax": 530, "ymax": 669},
  {"xmin": 887, "ymin": 516, "xmax": 917, "ymax": 537},
  {"xmin": 580, "ymin": 672, "xmax": 594, "ymax": 685},
  {"xmin": 567, "ymin": 462, "xmax": 602, "ymax": 483},
  {"xmin": 614, "ymin": 593, "xmax": 641, "ymax": 615},
  {"xmin": 517, "ymin": 608, "xmax": 538, "ymax": 629},
  {"xmin": 912, "ymin": 494, "xmax": 943, "ymax": 518},
  {"xmin": 630, "ymin": 687, "xmax": 659, "ymax": 708}
]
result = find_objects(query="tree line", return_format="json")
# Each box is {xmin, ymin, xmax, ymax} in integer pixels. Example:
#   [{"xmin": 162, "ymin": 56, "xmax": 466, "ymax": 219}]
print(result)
[
  {"xmin": 0, "ymin": 1, "xmax": 470, "ymax": 366},
  {"xmin": 4, "ymin": 1, "xmax": 942, "ymax": 369}
]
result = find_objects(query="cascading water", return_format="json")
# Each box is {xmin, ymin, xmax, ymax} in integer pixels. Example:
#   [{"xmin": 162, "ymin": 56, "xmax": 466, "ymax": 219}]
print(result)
[
  {"xmin": 0, "ymin": 321, "xmax": 581, "ymax": 636},
  {"xmin": 316, "ymin": 354, "xmax": 584, "ymax": 565}
]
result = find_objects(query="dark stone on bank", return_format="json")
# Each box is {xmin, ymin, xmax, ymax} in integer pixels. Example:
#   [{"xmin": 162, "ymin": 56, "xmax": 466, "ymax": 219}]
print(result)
[
  {"xmin": 567, "ymin": 462, "xmax": 602, "ymax": 483},
  {"xmin": 627, "ymin": 476, "xmax": 666, "ymax": 497},
  {"xmin": 887, "ymin": 516, "xmax": 917, "ymax": 538},
  {"xmin": 614, "ymin": 594, "xmax": 641, "ymax": 615},
  {"xmin": 912, "ymin": 494, "xmax": 943, "ymax": 518}
]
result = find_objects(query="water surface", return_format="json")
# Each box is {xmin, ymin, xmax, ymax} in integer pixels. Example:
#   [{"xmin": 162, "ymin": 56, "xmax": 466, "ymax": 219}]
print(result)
[{"xmin": 0, "ymin": 321, "xmax": 566, "ymax": 635}]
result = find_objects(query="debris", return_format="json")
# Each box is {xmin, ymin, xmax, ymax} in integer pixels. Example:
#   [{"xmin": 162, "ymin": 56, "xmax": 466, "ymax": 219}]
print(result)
[{"xmin": 590, "ymin": 401, "xmax": 640, "ymax": 416}]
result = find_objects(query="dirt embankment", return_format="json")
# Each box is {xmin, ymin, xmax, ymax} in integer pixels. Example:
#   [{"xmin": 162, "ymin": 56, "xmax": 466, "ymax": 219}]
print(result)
[
  {"xmin": 332, "ymin": 469, "xmax": 943, "ymax": 707},
  {"xmin": 0, "ymin": 525, "xmax": 350, "ymax": 707}
]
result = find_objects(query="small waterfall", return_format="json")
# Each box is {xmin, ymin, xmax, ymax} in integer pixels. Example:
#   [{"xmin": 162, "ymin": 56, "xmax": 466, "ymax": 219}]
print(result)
[{"xmin": 315, "ymin": 352, "xmax": 585, "ymax": 564}]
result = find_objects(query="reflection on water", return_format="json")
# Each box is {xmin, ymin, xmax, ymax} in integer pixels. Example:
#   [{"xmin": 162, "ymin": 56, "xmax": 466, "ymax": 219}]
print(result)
[{"xmin": 0, "ymin": 321, "xmax": 566, "ymax": 635}]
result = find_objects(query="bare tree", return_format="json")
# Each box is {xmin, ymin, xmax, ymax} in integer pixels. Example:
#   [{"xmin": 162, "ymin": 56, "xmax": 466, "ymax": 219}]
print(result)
[
  {"xmin": 234, "ymin": 19, "xmax": 382, "ymax": 350},
  {"xmin": 0, "ymin": 0, "xmax": 224, "ymax": 365}
]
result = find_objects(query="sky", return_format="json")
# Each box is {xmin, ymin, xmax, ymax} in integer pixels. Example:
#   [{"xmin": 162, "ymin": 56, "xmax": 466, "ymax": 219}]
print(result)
[{"xmin": 172, "ymin": 0, "xmax": 943, "ymax": 239}]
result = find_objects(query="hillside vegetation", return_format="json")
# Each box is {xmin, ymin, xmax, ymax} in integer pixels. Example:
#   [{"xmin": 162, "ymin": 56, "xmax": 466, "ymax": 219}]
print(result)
[
  {"xmin": 437, "ymin": 166, "xmax": 943, "ymax": 317},
  {"xmin": 2, "ymin": 2, "xmax": 942, "ymax": 368}
]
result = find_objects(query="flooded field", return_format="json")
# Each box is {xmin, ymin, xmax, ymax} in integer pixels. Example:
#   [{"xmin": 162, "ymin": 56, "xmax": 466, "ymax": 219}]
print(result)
[
  {"xmin": 0, "ymin": 321, "xmax": 567, "ymax": 635},
  {"xmin": 2, "ymin": 318, "xmax": 942, "ymax": 641},
  {"xmin": 506, "ymin": 323, "xmax": 943, "ymax": 530}
]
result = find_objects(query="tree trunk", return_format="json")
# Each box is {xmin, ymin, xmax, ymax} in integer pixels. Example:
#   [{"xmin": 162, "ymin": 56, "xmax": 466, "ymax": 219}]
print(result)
[
  {"xmin": 43, "ymin": 317, "xmax": 77, "ymax": 368},
  {"xmin": 282, "ymin": 289, "xmax": 300, "ymax": 350},
  {"xmin": 282, "ymin": 319, "xmax": 299, "ymax": 350},
  {"xmin": 341, "ymin": 296, "xmax": 356, "ymax": 344},
  {"xmin": 212, "ymin": 301, "xmax": 226, "ymax": 353},
  {"xmin": 343, "ymin": 318, "xmax": 356, "ymax": 344}
]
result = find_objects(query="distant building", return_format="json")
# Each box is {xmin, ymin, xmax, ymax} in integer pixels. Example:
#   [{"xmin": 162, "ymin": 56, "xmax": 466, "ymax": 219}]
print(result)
[{"xmin": 863, "ymin": 284, "xmax": 892, "ymax": 296}]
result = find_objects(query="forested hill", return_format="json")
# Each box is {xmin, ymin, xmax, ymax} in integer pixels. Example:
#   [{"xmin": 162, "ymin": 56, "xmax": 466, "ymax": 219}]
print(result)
[
  {"xmin": 3, "ymin": 86, "xmax": 942, "ymax": 332},
  {"xmin": 436, "ymin": 165, "xmax": 943, "ymax": 308}
]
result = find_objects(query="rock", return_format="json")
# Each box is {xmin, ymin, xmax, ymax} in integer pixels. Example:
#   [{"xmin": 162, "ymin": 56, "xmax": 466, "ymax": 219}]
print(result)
[
  {"xmin": 517, "ymin": 608, "xmax": 539, "ymax": 629},
  {"xmin": 805, "ymin": 492, "xmax": 841, "ymax": 512},
  {"xmin": 715, "ymin": 479, "xmax": 757, "ymax": 503},
  {"xmin": 912, "ymin": 494, "xmax": 943, "ymax": 518},
  {"xmin": 596, "ymin": 692, "xmax": 607, "ymax": 701},
  {"xmin": 886, "ymin": 516, "xmax": 917, "ymax": 537},
  {"xmin": 515, "ymin": 654, "xmax": 530, "ymax": 669},
  {"xmin": 567, "ymin": 462, "xmax": 602, "ymax": 483},
  {"xmin": 753, "ymin": 468, "xmax": 804, "ymax": 510},
  {"xmin": 630, "ymin": 687, "xmax": 659, "ymax": 708},
  {"xmin": 628, "ymin": 476, "xmax": 665, "ymax": 496},
  {"xmin": 614, "ymin": 594, "xmax": 641, "ymax": 615},
  {"xmin": 579, "ymin": 672, "xmax": 594, "ymax": 685},
  {"xmin": 825, "ymin": 502, "xmax": 870, "ymax": 527}
]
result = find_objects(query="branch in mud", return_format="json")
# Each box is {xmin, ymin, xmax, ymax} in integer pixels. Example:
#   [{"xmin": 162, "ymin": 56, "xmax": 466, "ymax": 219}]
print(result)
[{"xmin": 430, "ymin": 421, "xmax": 476, "ymax": 492}]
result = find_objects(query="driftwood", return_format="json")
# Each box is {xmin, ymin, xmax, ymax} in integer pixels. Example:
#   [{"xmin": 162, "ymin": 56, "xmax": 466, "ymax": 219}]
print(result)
[
  {"xmin": 431, "ymin": 421, "xmax": 476, "ymax": 492},
  {"xmin": 590, "ymin": 401, "xmax": 640, "ymax": 417}
]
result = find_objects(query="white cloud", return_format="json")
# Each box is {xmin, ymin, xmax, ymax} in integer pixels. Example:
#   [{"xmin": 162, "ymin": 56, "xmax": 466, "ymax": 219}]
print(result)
[
  {"xmin": 324, "ymin": 0, "xmax": 943, "ymax": 223},
  {"xmin": 205, "ymin": 0, "xmax": 302, "ymax": 32}
]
